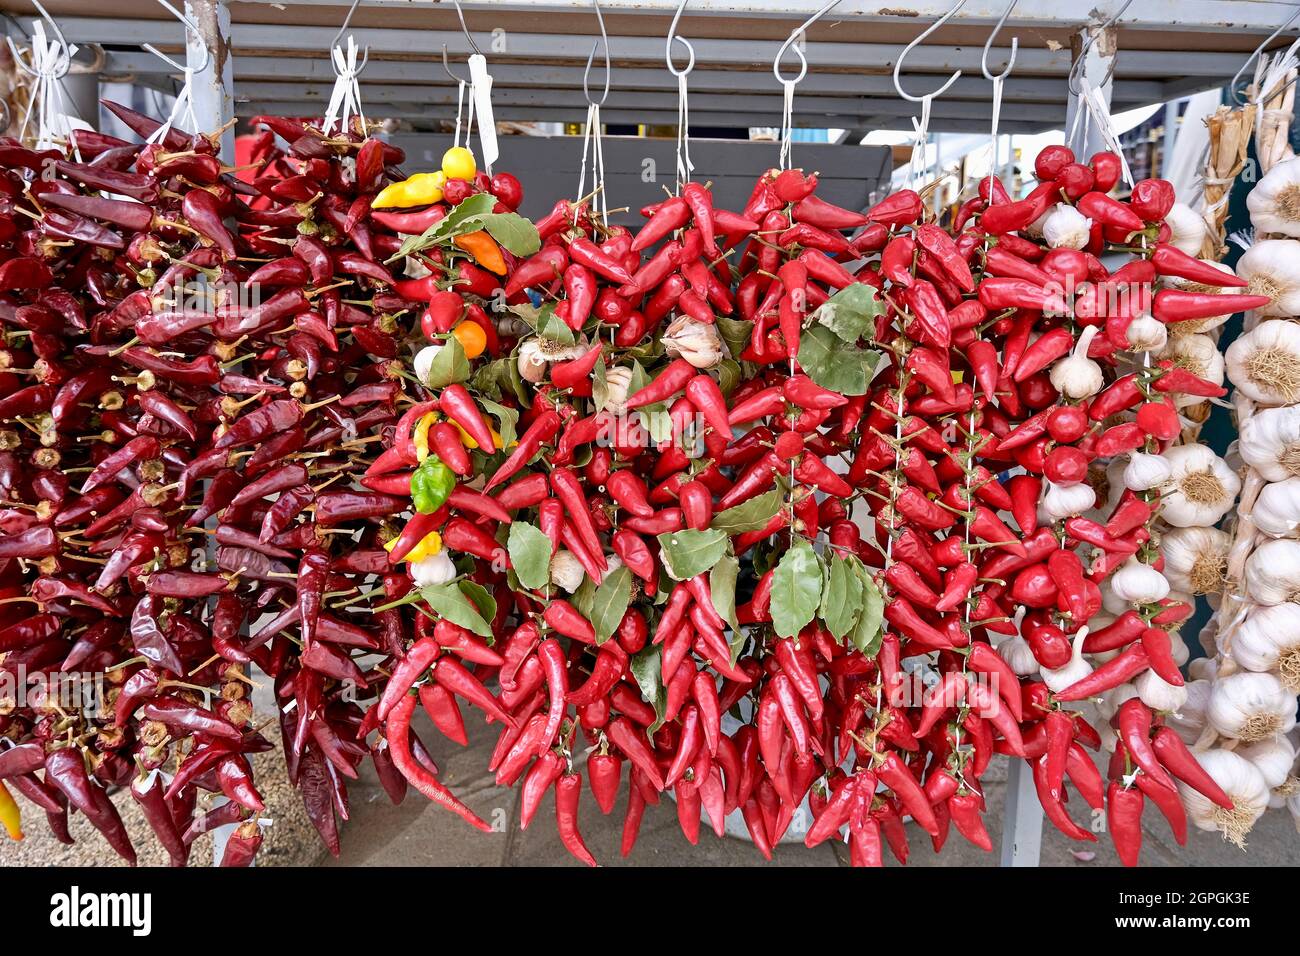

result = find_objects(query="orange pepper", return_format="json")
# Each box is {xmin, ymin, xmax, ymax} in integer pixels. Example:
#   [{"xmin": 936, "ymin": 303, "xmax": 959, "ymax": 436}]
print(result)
[{"xmin": 454, "ymin": 230, "xmax": 507, "ymax": 275}]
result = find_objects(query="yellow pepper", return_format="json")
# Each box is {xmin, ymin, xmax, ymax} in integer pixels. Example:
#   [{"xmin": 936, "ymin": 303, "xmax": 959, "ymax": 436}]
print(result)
[
  {"xmin": 454, "ymin": 230, "xmax": 507, "ymax": 275},
  {"xmin": 441, "ymin": 146, "xmax": 477, "ymax": 181},
  {"xmin": 413, "ymin": 412, "xmax": 439, "ymax": 462},
  {"xmin": 383, "ymin": 530, "xmax": 442, "ymax": 564},
  {"xmin": 373, "ymin": 171, "xmax": 446, "ymax": 209},
  {"xmin": 450, "ymin": 420, "xmax": 504, "ymax": 451},
  {"xmin": 0, "ymin": 781, "xmax": 24, "ymax": 841}
]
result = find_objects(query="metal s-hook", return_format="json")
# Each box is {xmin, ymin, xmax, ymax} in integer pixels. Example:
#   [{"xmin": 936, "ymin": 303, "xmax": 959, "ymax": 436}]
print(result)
[
  {"xmin": 981, "ymin": 0, "xmax": 1017, "ymax": 204},
  {"xmin": 331, "ymin": 0, "xmax": 370, "ymax": 72},
  {"xmin": 442, "ymin": 44, "xmax": 468, "ymax": 83},
  {"xmin": 142, "ymin": 0, "xmax": 209, "ymax": 75},
  {"xmin": 981, "ymin": 0, "xmax": 1018, "ymax": 82},
  {"xmin": 893, "ymin": 0, "xmax": 968, "ymax": 103},
  {"xmin": 773, "ymin": 0, "xmax": 842, "ymax": 86},
  {"xmin": 666, "ymin": 0, "xmax": 694, "ymax": 77},
  {"xmin": 1230, "ymin": 6, "xmax": 1300, "ymax": 106},
  {"xmin": 583, "ymin": 0, "xmax": 610, "ymax": 107},
  {"xmin": 449, "ymin": 0, "xmax": 483, "ymax": 57},
  {"xmin": 1067, "ymin": 0, "xmax": 1134, "ymax": 96}
]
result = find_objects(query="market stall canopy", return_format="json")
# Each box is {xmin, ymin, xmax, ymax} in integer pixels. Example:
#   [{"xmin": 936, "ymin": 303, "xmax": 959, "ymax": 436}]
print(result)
[{"xmin": 2, "ymin": 0, "xmax": 1295, "ymax": 132}]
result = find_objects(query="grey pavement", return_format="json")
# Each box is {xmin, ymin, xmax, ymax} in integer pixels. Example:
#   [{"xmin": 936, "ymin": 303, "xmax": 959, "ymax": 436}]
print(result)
[{"xmin": 317, "ymin": 708, "xmax": 1300, "ymax": 868}]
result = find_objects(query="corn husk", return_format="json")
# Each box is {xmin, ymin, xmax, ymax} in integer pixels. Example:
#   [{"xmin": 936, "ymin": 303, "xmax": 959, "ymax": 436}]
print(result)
[
  {"xmin": 1198, "ymin": 104, "xmax": 1256, "ymax": 261},
  {"xmin": 1253, "ymin": 39, "xmax": 1300, "ymax": 175}
]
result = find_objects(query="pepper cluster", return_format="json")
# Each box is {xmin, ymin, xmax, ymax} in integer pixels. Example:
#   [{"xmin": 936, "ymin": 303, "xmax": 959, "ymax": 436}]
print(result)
[{"xmin": 0, "ymin": 103, "xmax": 537, "ymax": 864}]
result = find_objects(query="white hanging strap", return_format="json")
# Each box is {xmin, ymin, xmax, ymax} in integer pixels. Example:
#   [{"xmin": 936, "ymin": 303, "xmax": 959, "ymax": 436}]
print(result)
[
  {"xmin": 984, "ymin": 74, "xmax": 1004, "ymax": 199},
  {"xmin": 13, "ymin": 22, "xmax": 79, "ymax": 152},
  {"xmin": 321, "ymin": 37, "xmax": 366, "ymax": 136},
  {"xmin": 592, "ymin": 104, "xmax": 607, "ymax": 223},
  {"xmin": 908, "ymin": 95, "xmax": 933, "ymax": 191},
  {"xmin": 468, "ymin": 53, "xmax": 498, "ymax": 176},
  {"xmin": 778, "ymin": 78, "xmax": 797, "ymax": 171},
  {"xmin": 575, "ymin": 102, "xmax": 610, "ymax": 225},
  {"xmin": 143, "ymin": 43, "xmax": 200, "ymax": 144},
  {"xmin": 453, "ymin": 80, "xmax": 466, "ymax": 147},
  {"xmin": 1068, "ymin": 76, "xmax": 1132, "ymax": 187},
  {"xmin": 464, "ymin": 76, "xmax": 477, "ymax": 150},
  {"xmin": 675, "ymin": 70, "xmax": 694, "ymax": 190}
]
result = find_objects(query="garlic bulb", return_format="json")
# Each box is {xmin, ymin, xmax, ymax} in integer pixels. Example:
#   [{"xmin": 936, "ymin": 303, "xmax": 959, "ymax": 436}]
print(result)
[
  {"xmin": 1156, "ymin": 333, "xmax": 1227, "ymax": 408},
  {"xmin": 1041, "ymin": 629, "xmax": 1090, "ymax": 693},
  {"xmin": 1250, "ymin": 476, "xmax": 1300, "ymax": 537},
  {"xmin": 1159, "ymin": 526, "xmax": 1229, "ymax": 595},
  {"xmin": 1176, "ymin": 749, "xmax": 1271, "ymax": 848},
  {"xmin": 1190, "ymin": 654, "xmax": 1219, "ymax": 683},
  {"xmin": 409, "ymin": 550, "xmax": 457, "ymax": 588},
  {"xmin": 1235, "ymin": 239, "xmax": 1300, "ymax": 317},
  {"xmin": 1048, "ymin": 325, "xmax": 1104, "ymax": 399},
  {"xmin": 1158, "ymin": 444, "xmax": 1242, "ymax": 528},
  {"xmin": 1236, "ymin": 735, "xmax": 1298, "ymax": 789},
  {"xmin": 1097, "ymin": 682, "xmax": 1140, "ymax": 722},
  {"xmin": 1109, "ymin": 558, "xmax": 1171, "ymax": 605},
  {"xmin": 995, "ymin": 633, "xmax": 1039, "ymax": 677},
  {"xmin": 1169, "ymin": 629, "xmax": 1191, "ymax": 667},
  {"xmin": 1041, "ymin": 203, "xmax": 1092, "ymax": 250},
  {"xmin": 1125, "ymin": 313, "xmax": 1167, "ymax": 353},
  {"xmin": 1244, "ymin": 538, "xmax": 1300, "ymax": 604},
  {"xmin": 1164, "ymin": 202, "xmax": 1208, "ymax": 256},
  {"xmin": 1039, "ymin": 479, "xmax": 1095, "ymax": 522},
  {"xmin": 1167, "ymin": 678, "xmax": 1212, "ymax": 744},
  {"xmin": 1225, "ymin": 319, "xmax": 1300, "ymax": 405},
  {"xmin": 1023, "ymin": 206, "xmax": 1051, "ymax": 238},
  {"xmin": 1246, "ymin": 155, "xmax": 1300, "ymax": 237},
  {"xmin": 1100, "ymin": 576, "xmax": 1128, "ymax": 616},
  {"xmin": 1134, "ymin": 668, "xmax": 1188, "ymax": 713},
  {"xmin": 1208, "ymin": 670, "xmax": 1298, "ymax": 742},
  {"xmin": 1238, "ymin": 404, "xmax": 1300, "ymax": 481},
  {"xmin": 1230, "ymin": 603, "xmax": 1300, "ymax": 690},
  {"xmin": 602, "ymin": 365, "xmax": 634, "ymax": 414},
  {"xmin": 517, "ymin": 337, "xmax": 588, "ymax": 385},
  {"xmin": 662, "ymin": 315, "xmax": 723, "ymax": 369},
  {"xmin": 1123, "ymin": 452, "xmax": 1172, "ymax": 492},
  {"xmin": 413, "ymin": 344, "xmax": 444, "ymax": 386},
  {"xmin": 549, "ymin": 550, "xmax": 585, "ymax": 592}
]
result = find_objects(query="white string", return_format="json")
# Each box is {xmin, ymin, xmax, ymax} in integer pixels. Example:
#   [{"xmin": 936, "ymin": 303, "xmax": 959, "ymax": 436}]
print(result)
[
  {"xmin": 453, "ymin": 80, "xmax": 466, "ymax": 148},
  {"xmin": 574, "ymin": 101, "xmax": 608, "ymax": 226},
  {"xmin": 983, "ymin": 75, "xmax": 1003, "ymax": 201},
  {"xmin": 908, "ymin": 96, "xmax": 933, "ymax": 190},
  {"xmin": 675, "ymin": 70, "xmax": 694, "ymax": 191},
  {"xmin": 144, "ymin": 45, "xmax": 199, "ymax": 145},
  {"xmin": 778, "ymin": 78, "xmax": 797, "ymax": 171},
  {"xmin": 1067, "ymin": 77, "xmax": 1133, "ymax": 188},
  {"xmin": 592, "ymin": 105, "xmax": 607, "ymax": 224},
  {"xmin": 321, "ymin": 37, "xmax": 366, "ymax": 136},
  {"xmin": 12, "ymin": 23, "xmax": 80, "ymax": 152},
  {"xmin": 465, "ymin": 76, "xmax": 478, "ymax": 150}
]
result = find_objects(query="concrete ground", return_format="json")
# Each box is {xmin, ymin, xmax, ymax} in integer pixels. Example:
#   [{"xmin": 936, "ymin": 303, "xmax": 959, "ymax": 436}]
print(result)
[
  {"xmin": 317, "ymin": 709, "xmax": 1300, "ymax": 868},
  {"xmin": 6, "ymin": 703, "xmax": 1297, "ymax": 868}
]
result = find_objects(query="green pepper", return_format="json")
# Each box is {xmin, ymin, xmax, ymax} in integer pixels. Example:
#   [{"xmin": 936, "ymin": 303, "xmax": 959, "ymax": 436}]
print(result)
[{"xmin": 411, "ymin": 455, "xmax": 456, "ymax": 514}]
